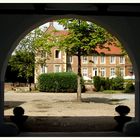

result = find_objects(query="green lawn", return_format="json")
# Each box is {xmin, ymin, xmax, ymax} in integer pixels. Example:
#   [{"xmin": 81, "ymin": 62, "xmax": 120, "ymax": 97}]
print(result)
[{"xmin": 102, "ymin": 90, "xmax": 124, "ymax": 94}]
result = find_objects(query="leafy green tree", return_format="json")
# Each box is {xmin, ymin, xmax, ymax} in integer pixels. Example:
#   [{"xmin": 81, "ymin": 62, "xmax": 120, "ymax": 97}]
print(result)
[
  {"xmin": 8, "ymin": 27, "xmax": 55, "ymax": 91},
  {"xmin": 9, "ymin": 50, "xmax": 34, "ymax": 91},
  {"xmin": 56, "ymin": 19, "xmax": 116, "ymax": 101},
  {"xmin": 17, "ymin": 28, "xmax": 44, "ymax": 53}
]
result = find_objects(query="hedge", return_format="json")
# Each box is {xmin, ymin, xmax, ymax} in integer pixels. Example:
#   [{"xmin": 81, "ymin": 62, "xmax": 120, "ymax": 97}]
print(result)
[
  {"xmin": 93, "ymin": 76, "xmax": 124, "ymax": 91},
  {"xmin": 37, "ymin": 72, "xmax": 85, "ymax": 93},
  {"xmin": 93, "ymin": 76, "xmax": 101, "ymax": 91},
  {"xmin": 124, "ymin": 81, "xmax": 135, "ymax": 93}
]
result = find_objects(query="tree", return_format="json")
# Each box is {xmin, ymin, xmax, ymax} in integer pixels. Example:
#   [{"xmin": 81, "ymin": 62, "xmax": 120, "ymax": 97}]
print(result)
[
  {"xmin": 56, "ymin": 19, "xmax": 117, "ymax": 102},
  {"xmin": 8, "ymin": 27, "xmax": 55, "ymax": 91},
  {"xmin": 9, "ymin": 50, "xmax": 34, "ymax": 91}
]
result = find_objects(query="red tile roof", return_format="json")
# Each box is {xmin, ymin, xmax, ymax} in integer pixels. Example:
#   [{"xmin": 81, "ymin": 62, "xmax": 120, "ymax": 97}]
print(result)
[
  {"xmin": 46, "ymin": 24, "xmax": 123, "ymax": 55},
  {"xmin": 96, "ymin": 43, "xmax": 123, "ymax": 55}
]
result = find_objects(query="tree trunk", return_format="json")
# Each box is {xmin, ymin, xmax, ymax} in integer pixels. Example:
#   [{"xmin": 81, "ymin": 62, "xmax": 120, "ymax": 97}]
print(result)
[
  {"xmin": 77, "ymin": 49, "xmax": 82, "ymax": 102},
  {"xmin": 27, "ymin": 78, "xmax": 31, "ymax": 92}
]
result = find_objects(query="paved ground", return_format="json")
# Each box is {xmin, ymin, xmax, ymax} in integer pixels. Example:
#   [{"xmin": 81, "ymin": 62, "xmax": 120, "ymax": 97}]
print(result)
[
  {"xmin": 4, "ymin": 92, "xmax": 135, "ymax": 132},
  {"xmin": 4, "ymin": 92, "xmax": 135, "ymax": 117}
]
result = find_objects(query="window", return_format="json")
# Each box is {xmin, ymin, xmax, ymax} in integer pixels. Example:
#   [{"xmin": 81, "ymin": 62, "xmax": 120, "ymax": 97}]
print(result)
[
  {"xmin": 41, "ymin": 64, "xmax": 47, "ymax": 73},
  {"xmin": 82, "ymin": 56, "xmax": 88, "ymax": 64},
  {"xmin": 93, "ymin": 68, "xmax": 98, "ymax": 76},
  {"xmin": 100, "ymin": 68, "xmax": 106, "ymax": 77},
  {"xmin": 120, "ymin": 56, "xmax": 125, "ymax": 64},
  {"xmin": 93, "ymin": 56, "xmax": 98, "ymax": 64},
  {"xmin": 110, "ymin": 68, "xmax": 116, "ymax": 76},
  {"xmin": 120, "ymin": 67, "xmax": 125, "ymax": 77},
  {"xmin": 100, "ymin": 56, "xmax": 105, "ymax": 64},
  {"xmin": 54, "ymin": 65, "xmax": 61, "ymax": 72},
  {"xmin": 67, "ymin": 55, "xmax": 73, "ymax": 63},
  {"xmin": 110, "ymin": 56, "xmax": 116, "ymax": 64},
  {"xmin": 55, "ymin": 50, "xmax": 61, "ymax": 59},
  {"xmin": 82, "ymin": 68, "xmax": 88, "ymax": 76}
]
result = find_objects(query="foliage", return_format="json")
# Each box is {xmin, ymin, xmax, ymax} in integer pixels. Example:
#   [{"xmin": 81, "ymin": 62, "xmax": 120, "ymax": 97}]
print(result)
[
  {"xmin": 37, "ymin": 72, "xmax": 85, "ymax": 93},
  {"xmin": 57, "ymin": 19, "xmax": 113, "ymax": 56},
  {"xmin": 110, "ymin": 76, "xmax": 124, "ymax": 90},
  {"xmin": 56, "ymin": 19, "xmax": 117, "ymax": 100},
  {"xmin": 104, "ymin": 77, "xmax": 111, "ymax": 90},
  {"xmin": 93, "ymin": 77, "xmax": 112, "ymax": 92},
  {"xmin": 124, "ymin": 81, "xmax": 135, "ymax": 93},
  {"xmin": 7, "ymin": 27, "xmax": 56, "ymax": 85},
  {"xmin": 93, "ymin": 76, "xmax": 101, "ymax": 91},
  {"xmin": 102, "ymin": 90, "xmax": 123, "ymax": 94},
  {"xmin": 17, "ymin": 28, "xmax": 44, "ymax": 53},
  {"xmin": 9, "ymin": 50, "xmax": 35, "ymax": 83}
]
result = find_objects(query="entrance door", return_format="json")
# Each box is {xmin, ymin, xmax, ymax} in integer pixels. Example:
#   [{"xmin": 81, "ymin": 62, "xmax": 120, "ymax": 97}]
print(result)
[{"xmin": 93, "ymin": 68, "xmax": 98, "ymax": 76}]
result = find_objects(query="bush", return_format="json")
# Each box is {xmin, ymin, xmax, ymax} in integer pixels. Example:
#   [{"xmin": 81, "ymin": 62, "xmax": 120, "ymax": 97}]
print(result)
[
  {"xmin": 111, "ymin": 76, "xmax": 124, "ymax": 90},
  {"xmin": 104, "ymin": 78, "xmax": 111, "ymax": 90},
  {"xmin": 93, "ymin": 76, "xmax": 101, "ymax": 91},
  {"xmin": 100, "ymin": 77, "xmax": 111, "ymax": 90},
  {"xmin": 37, "ymin": 72, "xmax": 85, "ymax": 93},
  {"xmin": 124, "ymin": 81, "xmax": 135, "ymax": 93}
]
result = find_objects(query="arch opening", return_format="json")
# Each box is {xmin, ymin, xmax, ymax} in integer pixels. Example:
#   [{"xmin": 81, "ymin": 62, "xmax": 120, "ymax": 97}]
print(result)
[{"xmin": 4, "ymin": 15, "xmax": 135, "ymax": 132}]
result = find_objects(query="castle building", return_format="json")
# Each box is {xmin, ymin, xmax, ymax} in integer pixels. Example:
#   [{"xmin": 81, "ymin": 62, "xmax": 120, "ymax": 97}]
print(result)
[{"xmin": 34, "ymin": 23, "xmax": 133, "ymax": 83}]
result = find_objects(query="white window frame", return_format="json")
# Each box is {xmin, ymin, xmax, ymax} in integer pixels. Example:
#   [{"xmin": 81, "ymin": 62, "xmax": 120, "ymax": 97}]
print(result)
[
  {"xmin": 110, "ymin": 67, "xmax": 116, "ymax": 77},
  {"xmin": 82, "ymin": 68, "xmax": 88, "ymax": 77},
  {"xmin": 93, "ymin": 56, "xmax": 98, "ymax": 64},
  {"xmin": 82, "ymin": 56, "xmax": 88, "ymax": 64},
  {"xmin": 110, "ymin": 56, "xmax": 116, "ymax": 64},
  {"xmin": 120, "ymin": 67, "xmax": 125, "ymax": 77},
  {"xmin": 119, "ymin": 56, "xmax": 125, "ymax": 64},
  {"xmin": 54, "ymin": 65, "xmax": 61, "ymax": 72},
  {"xmin": 54, "ymin": 50, "xmax": 61, "ymax": 59},
  {"xmin": 41, "ymin": 64, "xmax": 47, "ymax": 74},
  {"xmin": 100, "ymin": 56, "xmax": 106, "ymax": 64},
  {"xmin": 100, "ymin": 67, "xmax": 106, "ymax": 77}
]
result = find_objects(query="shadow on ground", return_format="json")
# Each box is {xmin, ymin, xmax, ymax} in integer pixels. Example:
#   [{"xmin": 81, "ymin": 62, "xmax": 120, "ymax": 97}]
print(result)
[
  {"xmin": 5, "ymin": 116, "xmax": 119, "ymax": 132},
  {"xmin": 4, "ymin": 101, "xmax": 25, "ymax": 110},
  {"xmin": 82, "ymin": 97, "xmax": 127, "ymax": 105}
]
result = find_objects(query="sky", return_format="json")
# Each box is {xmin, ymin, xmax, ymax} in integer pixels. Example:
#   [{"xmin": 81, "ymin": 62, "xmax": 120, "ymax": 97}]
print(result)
[{"xmin": 40, "ymin": 22, "xmax": 64, "ymax": 31}]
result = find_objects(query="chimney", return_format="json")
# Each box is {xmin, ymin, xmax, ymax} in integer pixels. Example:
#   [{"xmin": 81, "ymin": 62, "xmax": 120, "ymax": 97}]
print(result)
[{"xmin": 49, "ymin": 22, "xmax": 54, "ymax": 27}]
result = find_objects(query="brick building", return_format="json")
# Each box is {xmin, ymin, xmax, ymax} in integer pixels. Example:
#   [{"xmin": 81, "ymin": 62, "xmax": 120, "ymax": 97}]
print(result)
[{"xmin": 34, "ymin": 23, "xmax": 133, "ymax": 83}]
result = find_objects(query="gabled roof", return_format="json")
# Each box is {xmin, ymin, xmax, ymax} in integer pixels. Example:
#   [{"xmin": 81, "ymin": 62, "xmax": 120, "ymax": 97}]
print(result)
[{"xmin": 45, "ymin": 23, "xmax": 68, "ymax": 36}]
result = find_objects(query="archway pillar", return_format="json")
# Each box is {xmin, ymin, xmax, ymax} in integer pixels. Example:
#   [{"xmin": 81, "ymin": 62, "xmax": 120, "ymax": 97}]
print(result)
[
  {"xmin": 0, "ymin": 67, "xmax": 19, "ymax": 136},
  {"xmin": 123, "ymin": 80, "xmax": 140, "ymax": 136}
]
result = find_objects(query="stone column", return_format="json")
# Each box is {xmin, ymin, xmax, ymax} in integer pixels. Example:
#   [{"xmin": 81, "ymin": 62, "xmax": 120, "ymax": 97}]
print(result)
[
  {"xmin": 0, "ymin": 81, "xmax": 4, "ymax": 124},
  {"xmin": 123, "ymin": 77, "xmax": 140, "ymax": 136},
  {"xmin": 0, "ymin": 76, "xmax": 19, "ymax": 136}
]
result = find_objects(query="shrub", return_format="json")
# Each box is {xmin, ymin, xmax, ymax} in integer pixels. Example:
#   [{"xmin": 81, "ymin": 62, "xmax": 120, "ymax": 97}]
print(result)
[
  {"xmin": 93, "ymin": 76, "xmax": 101, "ymax": 91},
  {"xmin": 111, "ymin": 76, "xmax": 124, "ymax": 90},
  {"xmin": 37, "ymin": 72, "xmax": 85, "ymax": 93},
  {"xmin": 100, "ymin": 77, "xmax": 111, "ymax": 90},
  {"xmin": 104, "ymin": 77, "xmax": 111, "ymax": 90},
  {"xmin": 124, "ymin": 81, "xmax": 135, "ymax": 93}
]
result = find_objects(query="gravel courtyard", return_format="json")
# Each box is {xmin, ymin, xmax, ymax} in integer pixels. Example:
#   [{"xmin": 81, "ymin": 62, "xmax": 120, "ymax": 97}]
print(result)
[{"xmin": 4, "ymin": 92, "xmax": 135, "ymax": 117}]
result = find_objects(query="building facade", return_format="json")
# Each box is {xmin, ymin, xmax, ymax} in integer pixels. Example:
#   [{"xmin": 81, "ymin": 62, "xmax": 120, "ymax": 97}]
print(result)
[{"xmin": 35, "ymin": 23, "xmax": 133, "ymax": 83}]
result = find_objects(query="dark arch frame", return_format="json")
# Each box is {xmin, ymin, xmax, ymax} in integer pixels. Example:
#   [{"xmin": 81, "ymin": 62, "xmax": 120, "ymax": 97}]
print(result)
[{"xmin": 0, "ymin": 4, "xmax": 140, "ymax": 136}]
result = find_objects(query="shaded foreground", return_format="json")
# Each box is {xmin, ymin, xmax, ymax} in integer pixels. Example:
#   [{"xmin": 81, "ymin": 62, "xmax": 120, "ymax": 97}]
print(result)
[
  {"xmin": 4, "ymin": 92, "xmax": 134, "ymax": 133},
  {"xmin": 5, "ymin": 116, "xmax": 119, "ymax": 132}
]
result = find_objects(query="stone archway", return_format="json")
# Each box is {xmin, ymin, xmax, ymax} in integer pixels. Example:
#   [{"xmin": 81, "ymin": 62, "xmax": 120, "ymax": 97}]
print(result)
[{"xmin": 0, "ymin": 4, "xmax": 140, "ymax": 136}]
